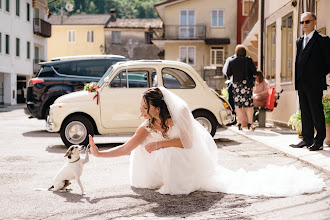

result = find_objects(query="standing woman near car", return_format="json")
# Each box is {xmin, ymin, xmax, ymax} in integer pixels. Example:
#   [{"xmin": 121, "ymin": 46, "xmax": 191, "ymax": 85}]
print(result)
[{"xmin": 227, "ymin": 45, "xmax": 257, "ymax": 130}]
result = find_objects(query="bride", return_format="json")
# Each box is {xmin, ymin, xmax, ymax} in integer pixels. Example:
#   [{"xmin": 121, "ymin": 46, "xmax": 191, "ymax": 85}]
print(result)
[{"xmin": 89, "ymin": 87, "xmax": 325, "ymax": 196}]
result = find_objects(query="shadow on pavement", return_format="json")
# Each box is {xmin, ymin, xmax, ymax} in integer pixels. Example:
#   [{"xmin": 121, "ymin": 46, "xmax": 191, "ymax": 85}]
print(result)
[{"xmin": 131, "ymin": 187, "xmax": 224, "ymax": 217}]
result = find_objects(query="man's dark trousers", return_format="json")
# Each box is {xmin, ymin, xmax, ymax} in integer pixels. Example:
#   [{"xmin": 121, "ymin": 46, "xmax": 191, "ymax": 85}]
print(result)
[{"xmin": 297, "ymin": 82, "xmax": 325, "ymax": 144}]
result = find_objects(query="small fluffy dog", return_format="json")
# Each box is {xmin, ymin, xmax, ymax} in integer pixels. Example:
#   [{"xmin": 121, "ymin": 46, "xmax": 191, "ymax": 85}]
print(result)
[{"xmin": 48, "ymin": 145, "xmax": 89, "ymax": 195}]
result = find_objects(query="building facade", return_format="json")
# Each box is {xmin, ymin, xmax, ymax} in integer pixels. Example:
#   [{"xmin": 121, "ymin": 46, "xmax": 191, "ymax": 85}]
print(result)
[
  {"xmin": 47, "ymin": 14, "xmax": 110, "ymax": 59},
  {"xmin": 0, "ymin": 0, "xmax": 50, "ymax": 105},
  {"xmin": 105, "ymin": 9, "xmax": 163, "ymax": 60},
  {"xmin": 243, "ymin": 0, "xmax": 330, "ymax": 125},
  {"xmin": 152, "ymin": 0, "xmax": 238, "ymax": 90}
]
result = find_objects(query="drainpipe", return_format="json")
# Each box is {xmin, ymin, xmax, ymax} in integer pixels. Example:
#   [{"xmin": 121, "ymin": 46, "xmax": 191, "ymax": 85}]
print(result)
[{"xmin": 260, "ymin": 0, "xmax": 264, "ymax": 72}]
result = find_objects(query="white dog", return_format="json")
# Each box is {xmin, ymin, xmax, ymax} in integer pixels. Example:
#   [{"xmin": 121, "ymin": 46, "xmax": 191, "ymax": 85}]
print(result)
[{"xmin": 48, "ymin": 145, "xmax": 89, "ymax": 195}]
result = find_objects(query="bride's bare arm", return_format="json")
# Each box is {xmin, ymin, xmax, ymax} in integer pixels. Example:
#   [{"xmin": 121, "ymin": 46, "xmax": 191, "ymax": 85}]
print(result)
[
  {"xmin": 145, "ymin": 138, "xmax": 183, "ymax": 153},
  {"xmin": 89, "ymin": 126, "xmax": 149, "ymax": 158}
]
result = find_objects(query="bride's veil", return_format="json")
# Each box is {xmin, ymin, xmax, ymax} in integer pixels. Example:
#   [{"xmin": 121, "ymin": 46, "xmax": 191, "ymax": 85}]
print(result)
[{"xmin": 159, "ymin": 87, "xmax": 219, "ymax": 175}]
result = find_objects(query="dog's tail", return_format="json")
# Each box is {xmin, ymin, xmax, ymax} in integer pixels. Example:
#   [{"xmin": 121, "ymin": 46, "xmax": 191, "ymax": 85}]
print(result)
[{"xmin": 33, "ymin": 186, "xmax": 54, "ymax": 191}]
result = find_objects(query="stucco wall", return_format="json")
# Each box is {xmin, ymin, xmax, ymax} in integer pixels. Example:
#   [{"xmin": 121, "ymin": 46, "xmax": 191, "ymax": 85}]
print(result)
[
  {"xmin": 47, "ymin": 25, "xmax": 105, "ymax": 60},
  {"xmin": 105, "ymin": 29, "xmax": 160, "ymax": 60},
  {"xmin": 161, "ymin": 0, "xmax": 237, "ymax": 41}
]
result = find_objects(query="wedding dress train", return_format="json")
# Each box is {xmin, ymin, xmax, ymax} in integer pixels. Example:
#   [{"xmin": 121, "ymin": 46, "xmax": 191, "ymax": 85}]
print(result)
[{"xmin": 130, "ymin": 87, "xmax": 325, "ymax": 196}]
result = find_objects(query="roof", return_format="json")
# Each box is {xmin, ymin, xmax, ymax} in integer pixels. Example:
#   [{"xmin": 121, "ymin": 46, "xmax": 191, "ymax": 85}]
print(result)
[
  {"xmin": 106, "ymin": 18, "xmax": 163, "ymax": 29},
  {"xmin": 48, "ymin": 14, "xmax": 111, "ymax": 25},
  {"xmin": 154, "ymin": 0, "xmax": 184, "ymax": 7}
]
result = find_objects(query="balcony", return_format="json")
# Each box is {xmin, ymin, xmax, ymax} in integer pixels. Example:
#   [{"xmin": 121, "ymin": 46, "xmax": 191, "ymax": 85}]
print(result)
[
  {"xmin": 33, "ymin": 59, "xmax": 45, "ymax": 74},
  {"xmin": 33, "ymin": 18, "xmax": 51, "ymax": 38},
  {"xmin": 241, "ymin": 0, "xmax": 259, "ymax": 43},
  {"xmin": 156, "ymin": 25, "xmax": 206, "ymax": 40}
]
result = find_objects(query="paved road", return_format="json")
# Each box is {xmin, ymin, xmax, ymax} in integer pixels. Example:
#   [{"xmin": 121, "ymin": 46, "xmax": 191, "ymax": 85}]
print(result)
[{"xmin": 0, "ymin": 107, "xmax": 329, "ymax": 219}]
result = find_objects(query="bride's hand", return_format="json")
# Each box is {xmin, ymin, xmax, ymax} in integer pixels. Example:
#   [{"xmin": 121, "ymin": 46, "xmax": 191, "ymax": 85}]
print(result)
[
  {"xmin": 145, "ymin": 142, "xmax": 158, "ymax": 153},
  {"xmin": 89, "ymin": 135, "xmax": 100, "ymax": 157}
]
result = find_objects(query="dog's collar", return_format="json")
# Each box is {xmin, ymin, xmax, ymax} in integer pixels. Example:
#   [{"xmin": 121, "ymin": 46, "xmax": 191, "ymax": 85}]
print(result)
[{"xmin": 69, "ymin": 158, "xmax": 80, "ymax": 163}]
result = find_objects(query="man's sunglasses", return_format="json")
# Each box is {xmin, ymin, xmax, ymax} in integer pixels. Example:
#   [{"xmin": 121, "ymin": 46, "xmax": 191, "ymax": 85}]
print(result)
[{"xmin": 300, "ymin": 20, "xmax": 314, "ymax": 24}]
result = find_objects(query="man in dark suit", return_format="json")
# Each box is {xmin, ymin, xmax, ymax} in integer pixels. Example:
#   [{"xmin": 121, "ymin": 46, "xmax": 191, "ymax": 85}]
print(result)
[{"xmin": 291, "ymin": 12, "xmax": 330, "ymax": 151}]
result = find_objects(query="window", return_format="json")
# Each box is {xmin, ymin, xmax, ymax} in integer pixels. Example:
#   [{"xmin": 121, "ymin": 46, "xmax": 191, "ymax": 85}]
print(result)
[
  {"xmin": 180, "ymin": 10, "xmax": 195, "ymax": 38},
  {"xmin": 242, "ymin": 0, "xmax": 254, "ymax": 16},
  {"xmin": 281, "ymin": 14, "xmax": 293, "ymax": 83},
  {"xmin": 69, "ymin": 60, "xmax": 108, "ymax": 77},
  {"xmin": 211, "ymin": 9, "xmax": 224, "ymax": 27},
  {"xmin": 145, "ymin": 32, "xmax": 153, "ymax": 44},
  {"xmin": 112, "ymin": 31, "xmax": 121, "ymax": 44},
  {"xmin": 68, "ymin": 30, "xmax": 76, "ymax": 42},
  {"xmin": 180, "ymin": 46, "xmax": 195, "ymax": 66},
  {"xmin": 266, "ymin": 23, "xmax": 276, "ymax": 82},
  {"xmin": 27, "ymin": 3, "xmax": 30, "ymax": 21},
  {"xmin": 0, "ymin": 33, "xmax": 2, "ymax": 53},
  {"xmin": 210, "ymin": 47, "xmax": 224, "ymax": 66},
  {"xmin": 16, "ymin": 0, "xmax": 19, "ymax": 16},
  {"xmin": 162, "ymin": 68, "xmax": 195, "ymax": 89},
  {"xmin": 110, "ymin": 69, "xmax": 152, "ymax": 88},
  {"xmin": 5, "ymin": 34, "xmax": 9, "ymax": 54},
  {"xmin": 27, "ymin": 41, "xmax": 30, "ymax": 59},
  {"xmin": 16, "ymin": 38, "xmax": 20, "ymax": 57},
  {"xmin": 5, "ymin": 0, "xmax": 9, "ymax": 12},
  {"xmin": 87, "ymin": 30, "xmax": 94, "ymax": 43}
]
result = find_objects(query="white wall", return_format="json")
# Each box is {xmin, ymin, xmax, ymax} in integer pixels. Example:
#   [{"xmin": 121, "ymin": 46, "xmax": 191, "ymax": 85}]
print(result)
[{"xmin": 0, "ymin": 0, "xmax": 48, "ymax": 105}]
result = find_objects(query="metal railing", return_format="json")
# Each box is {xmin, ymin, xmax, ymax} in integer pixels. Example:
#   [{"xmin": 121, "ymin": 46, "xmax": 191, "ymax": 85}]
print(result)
[
  {"xmin": 241, "ymin": 0, "xmax": 259, "ymax": 43},
  {"xmin": 155, "ymin": 25, "xmax": 206, "ymax": 40},
  {"xmin": 33, "ymin": 18, "xmax": 51, "ymax": 38}
]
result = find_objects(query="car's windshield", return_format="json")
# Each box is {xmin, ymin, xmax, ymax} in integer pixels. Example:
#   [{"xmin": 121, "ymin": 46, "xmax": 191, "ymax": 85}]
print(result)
[{"xmin": 97, "ymin": 66, "xmax": 114, "ymax": 86}]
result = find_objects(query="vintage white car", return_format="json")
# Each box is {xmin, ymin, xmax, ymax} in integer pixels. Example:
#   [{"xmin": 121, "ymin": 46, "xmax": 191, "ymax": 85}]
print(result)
[{"xmin": 47, "ymin": 60, "xmax": 234, "ymax": 147}]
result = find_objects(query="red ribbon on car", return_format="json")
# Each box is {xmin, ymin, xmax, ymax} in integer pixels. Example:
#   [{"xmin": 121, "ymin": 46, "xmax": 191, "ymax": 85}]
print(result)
[{"xmin": 93, "ymin": 91, "xmax": 99, "ymax": 105}]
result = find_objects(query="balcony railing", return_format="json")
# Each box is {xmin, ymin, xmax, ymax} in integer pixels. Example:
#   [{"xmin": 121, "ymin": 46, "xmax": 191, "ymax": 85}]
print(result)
[
  {"xmin": 33, "ymin": 18, "xmax": 51, "ymax": 38},
  {"xmin": 155, "ymin": 25, "xmax": 206, "ymax": 40},
  {"xmin": 33, "ymin": 59, "xmax": 45, "ymax": 74},
  {"xmin": 241, "ymin": 0, "xmax": 259, "ymax": 43}
]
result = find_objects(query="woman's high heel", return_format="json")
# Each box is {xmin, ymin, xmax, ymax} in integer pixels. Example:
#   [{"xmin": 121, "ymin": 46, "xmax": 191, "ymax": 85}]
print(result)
[
  {"xmin": 248, "ymin": 123, "xmax": 255, "ymax": 130},
  {"xmin": 238, "ymin": 123, "xmax": 242, "ymax": 130}
]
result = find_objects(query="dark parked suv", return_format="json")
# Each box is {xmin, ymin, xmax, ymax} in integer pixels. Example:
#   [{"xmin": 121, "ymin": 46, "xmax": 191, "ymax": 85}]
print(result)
[{"xmin": 25, "ymin": 55, "xmax": 127, "ymax": 119}]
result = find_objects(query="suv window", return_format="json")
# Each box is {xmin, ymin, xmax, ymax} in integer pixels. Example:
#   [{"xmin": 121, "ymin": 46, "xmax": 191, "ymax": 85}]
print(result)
[
  {"xmin": 162, "ymin": 67, "xmax": 196, "ymax": 89},
  {"xmin": 68, "ymin": 60, "xmax": 109, "ymax": 77},
  {"xmin": 38, "ymin": 66, "xmax": 56, "ymax": 77},
  {"xmin": 38, "ymin": 63, "xmax": 70, "ymax": 77},
  {"xmin": 110, "ymin": 69, "xmax": 154, "ymax": 88}
]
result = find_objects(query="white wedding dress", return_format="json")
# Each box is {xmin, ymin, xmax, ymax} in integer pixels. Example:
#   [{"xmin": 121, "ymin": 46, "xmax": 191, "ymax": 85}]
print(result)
[{"xmin": 130, "ymin": 87, "xmax": 325, "ymax": 196}]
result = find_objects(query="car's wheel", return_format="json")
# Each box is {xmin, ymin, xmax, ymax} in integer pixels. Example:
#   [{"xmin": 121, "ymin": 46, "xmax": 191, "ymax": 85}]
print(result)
[
  {"xmin": 60, "ymin": 115, "xmax": 94, "ymax": 147},
  {"xmin": 193, "ymin": 111, "xmax": 218, "ymax": 137}
]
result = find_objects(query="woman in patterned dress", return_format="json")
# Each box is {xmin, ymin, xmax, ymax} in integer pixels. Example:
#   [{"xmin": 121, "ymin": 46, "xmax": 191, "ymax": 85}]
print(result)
[{"xmin": 227, "ymin": 45, "xmax": 257, "ymax": 130}]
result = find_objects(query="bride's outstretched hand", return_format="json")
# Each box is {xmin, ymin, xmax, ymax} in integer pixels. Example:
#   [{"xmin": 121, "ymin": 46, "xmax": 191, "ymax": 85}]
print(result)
[{"xmin": 89, "ymin": 135, "xmax": 100, "ymax": 157}]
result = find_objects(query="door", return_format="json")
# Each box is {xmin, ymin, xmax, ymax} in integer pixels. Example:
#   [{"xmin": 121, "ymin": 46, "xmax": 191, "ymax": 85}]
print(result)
[{"xmin": 100, "ymin": 67, "xmax": 157, "ymax": 129}]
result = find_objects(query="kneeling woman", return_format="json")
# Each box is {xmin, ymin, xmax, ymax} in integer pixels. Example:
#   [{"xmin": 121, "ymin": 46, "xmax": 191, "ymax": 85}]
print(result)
[{"xmin": 89, "ymin": 87, "xmax": 325, "ymax": 197}]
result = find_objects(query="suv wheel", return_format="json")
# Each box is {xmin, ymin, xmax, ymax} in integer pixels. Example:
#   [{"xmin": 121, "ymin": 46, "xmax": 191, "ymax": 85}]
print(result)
[
  {"xmin": 60, "ymin": 115, "xmax": 94, "ymax": 147},
  {"xmin": 193, "ymin": 111, "xmax": 218, "ymax": 137}
]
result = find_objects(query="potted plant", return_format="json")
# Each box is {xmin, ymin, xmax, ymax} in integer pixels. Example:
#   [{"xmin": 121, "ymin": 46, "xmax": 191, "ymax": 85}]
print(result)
[
  {"xmin": 323, "ymin": 95, "xmax": 330, "ymax": 145},
  {"xmin": 288, "ymin": 110, "xmax": 302, "ymax": 138}
]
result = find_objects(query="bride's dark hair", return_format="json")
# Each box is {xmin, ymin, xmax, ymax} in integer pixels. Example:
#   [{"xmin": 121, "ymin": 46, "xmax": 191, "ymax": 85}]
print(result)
[{"xmin": 143, "ymin": 87, "xmax": 171, "ymax": 138}]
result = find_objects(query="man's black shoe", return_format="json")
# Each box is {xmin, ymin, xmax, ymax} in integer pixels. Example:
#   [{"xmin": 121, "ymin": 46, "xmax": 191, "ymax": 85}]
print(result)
[
  {"xmin": 289, "ymin": 140, "xmax": 312, "ymax": 148},
  {"xmin": 308, "ymin": 143, "xmax": 323, "ymax": 151}
]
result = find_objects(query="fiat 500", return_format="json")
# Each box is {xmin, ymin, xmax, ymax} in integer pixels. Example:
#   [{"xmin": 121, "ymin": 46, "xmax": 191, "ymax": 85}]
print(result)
[{"xmin": 47, "ymin": 60, "xmax": 234, "ymax": 147}]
